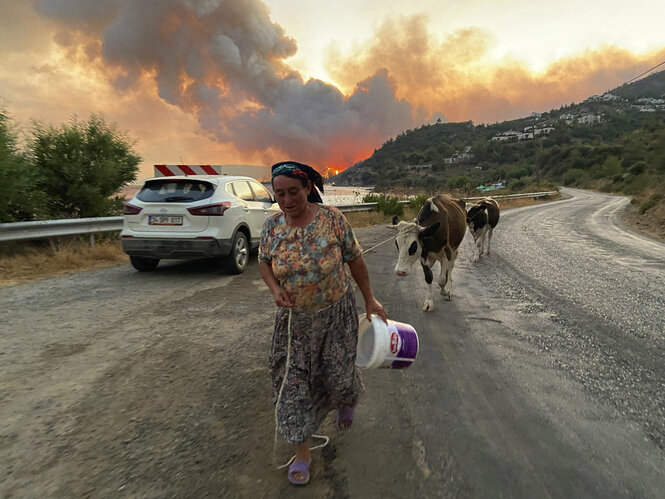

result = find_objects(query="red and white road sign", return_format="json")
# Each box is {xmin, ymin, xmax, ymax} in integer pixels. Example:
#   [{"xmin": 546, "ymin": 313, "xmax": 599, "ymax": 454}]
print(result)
[{"xmin": 153, "ymin": 164, "xmax": 224, "ymax": 176}]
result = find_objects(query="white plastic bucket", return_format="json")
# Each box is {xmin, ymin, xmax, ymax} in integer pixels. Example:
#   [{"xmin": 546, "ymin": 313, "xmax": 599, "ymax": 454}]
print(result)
[{"xmin": 356, "ymin": 315, "xmax": 419, "ymax": 369}]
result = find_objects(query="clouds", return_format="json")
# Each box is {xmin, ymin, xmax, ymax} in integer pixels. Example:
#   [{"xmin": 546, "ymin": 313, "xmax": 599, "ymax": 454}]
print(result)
[
  {"xmin": 325, "ymin": 15, "xmax": 665, "ymax": 125},
  {"xmin": 29, "ymin": 0, "xmax": 420, "ymax": 169}
]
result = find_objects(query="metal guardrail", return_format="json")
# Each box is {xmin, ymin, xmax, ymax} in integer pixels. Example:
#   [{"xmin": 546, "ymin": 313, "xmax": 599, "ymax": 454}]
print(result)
[
  {"xmin": 0, "ymin": 217, "xmax": 124, "ymax": 242},
  {"xmin": 465, "ymin": 191, "xmax": 557, "ymax": 201},
  {"xmin": 0, "ymin": 191, "xmax": 557, "ymax": 243}
]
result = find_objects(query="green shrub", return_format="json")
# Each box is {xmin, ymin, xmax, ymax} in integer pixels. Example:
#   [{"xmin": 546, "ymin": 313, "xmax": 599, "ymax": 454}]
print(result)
[
  {"xmin": 562, "ymin": 168, "xmax": 585, "ymax": 186},
  {"xmin": 409, "ymin": 194, "xmax": 429, "ymax": 213},
  {"xmin": 376, "ymin": 195, "xmax": 404, "ymax": 216},
  {"xmin": 623, "ymin": 173, "xmax": 652, "ymax": 195},
  {"xmin": 639, "ymin": 193, "xmax": 662, "ymax": 214},
  {"xmin": 508, "ymin": 178, "xmax": 526, "ymax": 190},
  {"xmin": 362, "ymin": 193, "xmax": 383, "ymax": 203},
  {"xmin": 639, "ymin": 198, "xmax": 657, "ymax": 214},
  {"xmin": 447, "ymin": 175, "xmax": 470, "ymax": 189},
  {"xmin": 361, "ymin": 193, "xmax": 404, "ymax": 216}
]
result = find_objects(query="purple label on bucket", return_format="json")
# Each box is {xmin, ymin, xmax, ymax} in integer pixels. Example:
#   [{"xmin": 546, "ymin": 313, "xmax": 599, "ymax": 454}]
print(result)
[{"xmin": 389, "ymin": 323, "xmax": 418, "ymax": 369}]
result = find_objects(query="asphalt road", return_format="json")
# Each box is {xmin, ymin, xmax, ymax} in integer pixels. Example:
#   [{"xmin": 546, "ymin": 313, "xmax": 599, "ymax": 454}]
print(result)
[
  {"xmin": 350, "ymin": 187, "xmax": 665, "ymax": 498},
  {"xmin": 1, "ymin": 187, "xmax": 664, "ymax": 498}
]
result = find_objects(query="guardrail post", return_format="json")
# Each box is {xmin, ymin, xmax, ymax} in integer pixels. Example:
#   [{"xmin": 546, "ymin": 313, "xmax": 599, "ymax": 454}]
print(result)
[{"xmin": 89, "ymin": 234, "xmax": 95, "ymax": 248}]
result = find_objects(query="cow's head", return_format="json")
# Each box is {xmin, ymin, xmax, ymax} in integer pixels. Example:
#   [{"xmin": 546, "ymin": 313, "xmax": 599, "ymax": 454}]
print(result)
[
  {"xmin": 466, "ymin": 203, "xmax": 488, "ymax": 230},
  {"xmin": 390, "ymin": 217, "xmax": 441, "ymax": 276}
]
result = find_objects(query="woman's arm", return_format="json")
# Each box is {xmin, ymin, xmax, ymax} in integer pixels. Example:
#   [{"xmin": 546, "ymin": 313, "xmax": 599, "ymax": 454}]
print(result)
[
  {"xmin": 259, "ymin": 261, "xmax": 294, "ymax": 308},
  {"xmin": 347, "ymin": 256, "xmax": 387, "ymax": 322}
]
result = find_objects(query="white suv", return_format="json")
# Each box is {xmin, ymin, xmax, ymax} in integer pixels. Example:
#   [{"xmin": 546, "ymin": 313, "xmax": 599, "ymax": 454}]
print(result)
[{"xmin": 121, "ymin": 175, "xmax": 279, "ymax": 273}]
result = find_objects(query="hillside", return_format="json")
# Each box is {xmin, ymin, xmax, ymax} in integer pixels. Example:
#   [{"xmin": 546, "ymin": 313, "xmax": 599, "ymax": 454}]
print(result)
[{"xmin": 331, "ymin": 69, "xmax": 665, "ymax": 236}]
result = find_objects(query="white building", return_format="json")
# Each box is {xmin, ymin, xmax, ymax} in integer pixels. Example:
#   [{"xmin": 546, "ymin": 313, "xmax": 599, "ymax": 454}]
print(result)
[{"xmin": 577, "ymin": 114, "xmax": 602, "ymax": 124}]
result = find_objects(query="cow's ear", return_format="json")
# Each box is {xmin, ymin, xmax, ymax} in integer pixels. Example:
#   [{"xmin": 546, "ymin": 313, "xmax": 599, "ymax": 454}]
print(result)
[
  {"xmin": 392, "ymin": 216, "xmax": 400, "ymax": 225},
  {"xmin": 419, "ymin": 222, "xmax": 440, "ymax": 237}
]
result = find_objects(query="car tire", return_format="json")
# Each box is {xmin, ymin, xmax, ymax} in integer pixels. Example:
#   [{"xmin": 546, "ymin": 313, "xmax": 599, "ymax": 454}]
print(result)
[
  {"xmin": 226, "ymin": 231, "xmax": 249, "ymax": 274},
  {"xmin": 130, "ymin": 256, "xmax": 160, "ymax": 272}
]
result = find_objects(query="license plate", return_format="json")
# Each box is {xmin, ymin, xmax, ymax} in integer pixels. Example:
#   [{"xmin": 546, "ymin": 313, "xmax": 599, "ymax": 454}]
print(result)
[{"xmin": 149, "ymin": 215, "xmax": 183, "ymax": 226}]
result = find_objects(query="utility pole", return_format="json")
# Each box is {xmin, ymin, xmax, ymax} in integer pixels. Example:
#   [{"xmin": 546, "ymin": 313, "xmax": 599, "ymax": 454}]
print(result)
[{"xmin": 533, "ymin": 124, "xmax": 541, "ymax": 189}]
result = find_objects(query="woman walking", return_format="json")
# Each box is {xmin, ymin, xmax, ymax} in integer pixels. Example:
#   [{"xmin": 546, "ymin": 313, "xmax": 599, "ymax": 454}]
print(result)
[{"xmin": 259, "ymin": 161, "xmax": 387, "ymax": 486}]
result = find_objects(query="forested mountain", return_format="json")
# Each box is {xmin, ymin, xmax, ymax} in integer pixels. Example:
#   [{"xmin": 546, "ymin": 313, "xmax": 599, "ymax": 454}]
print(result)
[{"xmin": 331, "ymin": 69, "xmax": 665, "ymax": 215}]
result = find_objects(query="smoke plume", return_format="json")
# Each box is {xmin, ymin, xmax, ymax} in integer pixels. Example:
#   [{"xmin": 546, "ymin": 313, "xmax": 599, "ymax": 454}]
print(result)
[{"xmin": 33, "ymin": 0, "xmax": 421, "ymax": 169}]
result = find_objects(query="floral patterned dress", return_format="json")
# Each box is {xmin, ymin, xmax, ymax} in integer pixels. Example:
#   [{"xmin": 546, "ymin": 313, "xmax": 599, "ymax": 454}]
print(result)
[{"xmin": 259, "ymin": 204, "xmax": 364, "ymax": 444}]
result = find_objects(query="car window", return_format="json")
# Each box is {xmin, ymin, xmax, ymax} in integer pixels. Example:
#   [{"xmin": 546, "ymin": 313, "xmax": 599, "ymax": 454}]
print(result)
[
  {"xmin": 249, "ymin": 181, "xmax": 273, "ymax": 203},
  {"xmin": 231, "ymin": 181, "xmax": 254, "ymax": 201},
  {"xmin": 137, "ymin": 179, "xmax": 214, "ymax": 202}
]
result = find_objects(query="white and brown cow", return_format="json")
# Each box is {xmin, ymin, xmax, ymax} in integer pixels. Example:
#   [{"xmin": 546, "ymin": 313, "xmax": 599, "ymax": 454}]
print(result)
[
  {"xmin": 391, "ymin": 195, "xmax": 466, "ymax": 311},
  {"xmin": 466, "ymin": 197, "xmax": 500, "ymax": 259}
]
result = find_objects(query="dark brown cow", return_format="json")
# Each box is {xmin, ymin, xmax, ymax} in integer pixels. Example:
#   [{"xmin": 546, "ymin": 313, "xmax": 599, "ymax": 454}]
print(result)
[
  {"xmin": 466, "ymin": 197, "xmax": 500, "ymax": 259},
  {"xmin": 391, "ymin": 195, "xmax": 466, "ymax": 311}
]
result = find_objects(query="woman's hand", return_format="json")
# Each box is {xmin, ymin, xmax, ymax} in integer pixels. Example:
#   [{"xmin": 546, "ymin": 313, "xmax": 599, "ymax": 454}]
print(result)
[
  {"xmin": 272, "ymin": 287, "xmax": 294, "ymax": 308},
  {"xmin": 365, "ymin": 296, "xmax": 388, "ymax": 323}
]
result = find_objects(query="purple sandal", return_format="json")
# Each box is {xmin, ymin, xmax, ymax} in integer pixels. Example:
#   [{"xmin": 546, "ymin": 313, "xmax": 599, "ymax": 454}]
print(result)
[
  {"xmin": 337, "ymin": 406, "xmax": 354, "ymax": 430},
  {"xmin": 288, "ymin": 460, "xmax": 311, "ymax": 486}
]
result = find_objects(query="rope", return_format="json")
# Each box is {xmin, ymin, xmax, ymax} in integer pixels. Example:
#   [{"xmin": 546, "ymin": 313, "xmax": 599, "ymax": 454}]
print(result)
[
  {"xmin": 274, "ymin": 308, "xmax": 330, "ymax": 470},
  {"xmin": 361, "ymin": 226, "xmax": 419, "ymax": 255},
  {"xmin": 361, "ymin": 234, "xmax": 396, "ymax": 255}
]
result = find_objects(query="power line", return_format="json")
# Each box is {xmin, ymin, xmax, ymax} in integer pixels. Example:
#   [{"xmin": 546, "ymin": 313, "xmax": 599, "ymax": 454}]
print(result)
[{"xmin": 625, "ymin": 60, "xmax": 665, "ymax": 85}]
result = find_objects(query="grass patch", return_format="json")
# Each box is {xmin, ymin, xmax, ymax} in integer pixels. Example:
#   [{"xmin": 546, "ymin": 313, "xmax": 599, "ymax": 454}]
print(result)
[
  {"xmin": 495, "ymin": 192, "xmax": 562, "ymax": 210},
  {"xmin": 0, "ymin": 236, "xmax": 128, "ymax": 288},
  {"xmin": 345, "ymin": 207, "xmax": 418, "ymax": 228}
]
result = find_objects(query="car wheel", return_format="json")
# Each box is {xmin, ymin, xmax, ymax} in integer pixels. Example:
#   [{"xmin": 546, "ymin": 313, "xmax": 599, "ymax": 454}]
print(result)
[
  {"xmin": 226, "ymin": 231, "xmax": 249, "ymax": 274},
  {"xmin": 130, "ymin": 256, "xmax": 160, "ymax": 272}
]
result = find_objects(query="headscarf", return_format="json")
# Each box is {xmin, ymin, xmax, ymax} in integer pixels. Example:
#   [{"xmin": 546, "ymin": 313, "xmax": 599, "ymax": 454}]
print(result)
[{"xmin": 270, "ymin": 161, "xmax": 324, "ymax": 203}]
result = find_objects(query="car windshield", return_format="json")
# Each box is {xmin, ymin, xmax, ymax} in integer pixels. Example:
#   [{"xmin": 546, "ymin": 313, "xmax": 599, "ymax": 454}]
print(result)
[{"xmin": 137, "ymin": 179, "xmax": 214, "ymax": 203}]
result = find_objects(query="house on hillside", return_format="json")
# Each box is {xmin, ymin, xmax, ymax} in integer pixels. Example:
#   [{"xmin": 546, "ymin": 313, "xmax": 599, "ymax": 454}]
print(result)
[
  {"xmin": 559, "ymin": 113, "xmax": 576, "ymax": 124},
  {"xmin": 577, "ymin": 113, "xmax": 602, "ymax": 124},
  {"xmin": 535, "ymin": 127, "xmax": 555, "ymax": 136},
  {"xmin": 637, "ymin": 97, "xmax": 665, "ymax": 105},
  {"xmin": 491, "ymin": 130, "xmax": 519, "ymax": 142},
  {"xmin": 525, "ymin": 125, "xmax": 555, "ymax": 136},
  {"xmin": 444, "ymin": 148, "xmax": 473, "ymax": 164}
]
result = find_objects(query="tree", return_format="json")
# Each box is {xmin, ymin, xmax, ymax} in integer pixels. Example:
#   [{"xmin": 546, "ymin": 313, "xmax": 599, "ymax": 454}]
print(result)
[
  {"xmin": 447, "ymin": 175, "xmax": 470, "ymax": 189},
  {"xmin": 29, "ymin": 114, "xmax": 141, "ymax": 218},
  {"xmin": 0, "ymin": 110, "xmax": 46, "ymax": 222}
]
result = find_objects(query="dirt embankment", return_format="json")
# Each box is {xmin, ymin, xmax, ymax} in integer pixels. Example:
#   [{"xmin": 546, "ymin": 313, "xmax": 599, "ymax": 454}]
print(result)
[{"xmin": 621, "ymin": 202, "xmax": 665, "ymax": 242}]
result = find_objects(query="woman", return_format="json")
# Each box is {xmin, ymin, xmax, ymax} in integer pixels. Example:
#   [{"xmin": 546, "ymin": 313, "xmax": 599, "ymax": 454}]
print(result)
[{"xmin": 259, "ymin": 161, "xmax": 387, "ymax": 486}]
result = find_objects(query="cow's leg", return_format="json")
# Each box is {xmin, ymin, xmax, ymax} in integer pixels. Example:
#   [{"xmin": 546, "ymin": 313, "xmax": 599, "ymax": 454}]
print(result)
[
  {"xmin": 486, "ymin": 227, "xmax": 493, "ymax": 255},
  {"xmin": 421, "ymin": 263, "xmax": 435, "ymax": 312},
  {"xmin": 438, "ymin": 255, "xmax": 451, "ymax": 300},
  {"xmin": 439, "ymin": 250, "xmax": 458, "ymax": 300},
  {"xmin": 477, "ymin": 232, "xmax": 485, "ymax": 258},
  {"xmin": 470, "ymin": 230, "xmax": 481, "ymax": 260}
]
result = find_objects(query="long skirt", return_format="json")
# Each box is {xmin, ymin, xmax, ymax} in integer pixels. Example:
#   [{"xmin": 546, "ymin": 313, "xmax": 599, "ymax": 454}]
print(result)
[{"xmin": 270, "ymin": 287, "xmax": 363, "ymax": 444}]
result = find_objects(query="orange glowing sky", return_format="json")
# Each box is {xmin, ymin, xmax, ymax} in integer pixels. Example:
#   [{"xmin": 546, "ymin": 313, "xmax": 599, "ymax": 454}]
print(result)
[{"xmin": 1, "ymin": 0, "xmax": 664, "ymax": 179}]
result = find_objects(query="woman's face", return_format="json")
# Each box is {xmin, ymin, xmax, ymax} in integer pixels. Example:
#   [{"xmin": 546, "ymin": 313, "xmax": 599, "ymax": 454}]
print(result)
[{"xmin": 272, "ymin": 175, "xmax": 311, "ymax": 218}]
